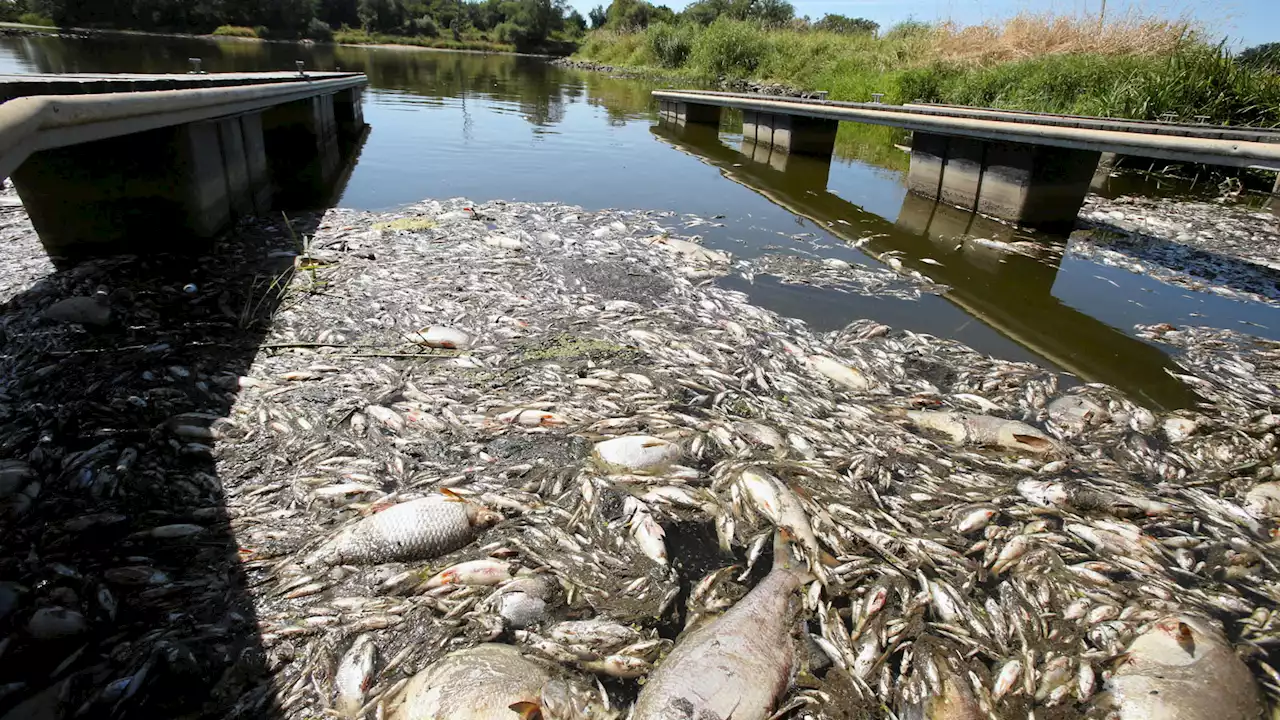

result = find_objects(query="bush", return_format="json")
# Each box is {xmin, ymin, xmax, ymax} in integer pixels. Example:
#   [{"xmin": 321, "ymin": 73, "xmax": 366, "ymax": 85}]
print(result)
[
  {"xmin": 18, "ymin": 12, "xmax": 55, "ymax": 27},
  {"xmin": 212, "ymin": 25, "xmax": 260, "ymax": 38},
  {"xmin": 306, "ymin": 18, "xmax": 335, "ymax": 42},
  {"xmin": 690, "ymin": 18, "xmax": 767, "ymax": 76},
  {"xmin": 883, "ymin": 19, "xmax": 931, "ymax": 40},
  {"xmin": 407, "ymin": 15, "xmax": 438, "ymax": 36},
  {"xmin": 814, "ymin": 14, "xmax": 877, "ymax": 35},
  {"xmin": 494, "ymin": 20, "xmax": 519, "ymax": 44},
  {"xmin": 334, "ymin": 26, "xmax": 374, "ymax": 43},
  {"xmin": 1239, "ymin": 42, "xmax": 1280, "ymax": 74},
  {"xmin": 646, "ymin": 21, "xmax": 695, "ymax": 67}
]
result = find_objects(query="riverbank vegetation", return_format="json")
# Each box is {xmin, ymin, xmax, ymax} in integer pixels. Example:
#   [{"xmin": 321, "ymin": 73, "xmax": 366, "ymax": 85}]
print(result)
[
  {"xmin": 575, "ymin": 2, "xmax": 1280, "ymax": 126},
  {"xmin": 0, "ymin": 0, "xmax": 586, "ymax": 53}
]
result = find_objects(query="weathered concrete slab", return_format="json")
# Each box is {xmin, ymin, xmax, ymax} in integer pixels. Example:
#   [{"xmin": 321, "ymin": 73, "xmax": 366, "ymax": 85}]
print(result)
[
  {"xmin": 2, "ymin": 72, "xmax": 368, "ymax": 259},
  {"xmin": 652, "ymin": 89, "xmax": 1280, "ymax": 169},
  {"xmin": 907, "ymin": 132, "xmax": 1099, "ymax": 227}
]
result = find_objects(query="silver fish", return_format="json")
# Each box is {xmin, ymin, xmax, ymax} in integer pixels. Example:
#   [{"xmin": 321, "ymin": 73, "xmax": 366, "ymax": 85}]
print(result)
[
  {"xmin": 1095, "ymin": 615, "xmax": 1264, "ymax": 720},
  {"xmin": 334, "ymin": 634, "xmax": 378, "ymax": 718},
  {"xmin": 631, "ymin": 533, "xmax": 807, "ymax": 720},
  {"xmin": 309, "ymin": 494, "xmax": 501, "ymax": 565},
  {"xmin": 388, "ymin": 643, "xmax": 610, "ymax": 720}
]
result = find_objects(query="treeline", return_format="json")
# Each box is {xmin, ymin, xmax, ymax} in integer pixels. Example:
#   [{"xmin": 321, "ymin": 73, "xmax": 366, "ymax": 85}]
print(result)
[
  {"xmin": 583, "ymin": 0, "xmax": 880, "ymax": 35},
  {"xmin": 0, "ymin": 0, "xmax": 587, "ymax": 51}
]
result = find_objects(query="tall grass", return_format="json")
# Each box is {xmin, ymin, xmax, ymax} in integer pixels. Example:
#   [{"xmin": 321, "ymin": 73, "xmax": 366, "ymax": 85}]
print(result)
[{"xmin": 573, "ymin": 12, "xmax": 1280, "ymax": 126}]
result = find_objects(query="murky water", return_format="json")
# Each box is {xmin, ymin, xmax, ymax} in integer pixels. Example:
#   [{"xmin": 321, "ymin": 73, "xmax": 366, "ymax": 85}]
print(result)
[{"xmin": 2, "ymin": 32, "xmax": 1277, "ymax": 409}]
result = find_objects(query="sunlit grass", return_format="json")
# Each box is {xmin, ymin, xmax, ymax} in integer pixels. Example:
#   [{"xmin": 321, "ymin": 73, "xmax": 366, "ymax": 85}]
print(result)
[{"xmin": 574, "ymin": 12, "xmax": 1280, "ymax": 126}]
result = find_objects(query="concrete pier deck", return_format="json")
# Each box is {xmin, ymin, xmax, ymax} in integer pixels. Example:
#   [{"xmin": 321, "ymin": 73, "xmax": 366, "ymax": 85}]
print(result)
[{"xmin": 653, "ymin": 89, "xmax": 1280, "ymax": 227}]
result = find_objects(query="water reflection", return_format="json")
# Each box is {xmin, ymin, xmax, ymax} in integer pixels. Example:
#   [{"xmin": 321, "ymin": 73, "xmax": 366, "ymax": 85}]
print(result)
[{"xmin": 652, "ymin": 120, "xmax": 1200, "ymax": 409}]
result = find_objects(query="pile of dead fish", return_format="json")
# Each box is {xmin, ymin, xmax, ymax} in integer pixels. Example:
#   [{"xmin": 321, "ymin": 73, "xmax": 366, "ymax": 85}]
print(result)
[
  {"xmin": 1, "ymin": 194, "xmax": 1279, "ymax": 720},
  {"xmin": 1074, "ymin": 195, "xmax": 1280, "ymax": 307}
]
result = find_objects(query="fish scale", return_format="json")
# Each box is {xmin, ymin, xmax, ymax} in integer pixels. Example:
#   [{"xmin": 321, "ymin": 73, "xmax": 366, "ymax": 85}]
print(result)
[{"xmin": 316, "ymin": 497, "xmax": 488, "ymax": 565}]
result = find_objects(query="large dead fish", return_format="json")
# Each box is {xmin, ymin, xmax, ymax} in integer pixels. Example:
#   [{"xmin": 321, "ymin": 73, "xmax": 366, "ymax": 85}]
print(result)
[
  {"xmin": 307, "ymin": 492, "xmax": 501, "ymax": 565},
  {"xmin": 737, "ymin": 467, "xmax": 824, "ymax": 576},
  {"xmin": 1094, "ymin": 615, "xmax": 1264, "ymax": 720},
  {"xmin": 387, "ymin": 643, "xmax": 613, "ymax": 719},
  {"xmin": 630, "ymin": 532, "xmax": 808, "ymax": 720},
  {"xmin": 906, "ymin": 410, "xmax": 1056, "ymax": 454}
]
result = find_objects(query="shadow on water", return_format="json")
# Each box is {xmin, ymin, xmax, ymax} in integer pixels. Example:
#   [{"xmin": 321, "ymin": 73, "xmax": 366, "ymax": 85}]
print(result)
[
  {"xmin": 650, "ymin": 121, "xmax": 1201, "ymax": 410},
  {"xmin": 0, "ymin": 126, "xmax": 366, "ymax": 720},
  {"xmin": 1074, "ymin": 220, "xmax": 1280, "ymax": 304}
]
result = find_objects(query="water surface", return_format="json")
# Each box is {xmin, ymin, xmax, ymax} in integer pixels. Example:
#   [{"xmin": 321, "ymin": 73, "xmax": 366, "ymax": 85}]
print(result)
[{"xmin": 2, "ymin": 33, "xmax": 1276, "ymax": 409}]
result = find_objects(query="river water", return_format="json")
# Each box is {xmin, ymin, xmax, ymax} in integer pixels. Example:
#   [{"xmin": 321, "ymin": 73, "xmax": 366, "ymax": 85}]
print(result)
[{"xmin": 3, "ymin": 32, "xmax": 1277, "ymax": 409}]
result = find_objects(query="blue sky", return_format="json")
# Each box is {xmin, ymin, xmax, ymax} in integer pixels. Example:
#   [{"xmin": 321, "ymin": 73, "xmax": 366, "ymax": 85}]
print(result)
[{"xmin": 569, "ymin": 0, "xmax": 1278, "ymax": 48}]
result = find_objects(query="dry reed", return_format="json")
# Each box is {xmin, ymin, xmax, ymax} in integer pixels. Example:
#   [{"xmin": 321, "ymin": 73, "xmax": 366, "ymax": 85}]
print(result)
[{"xmin": 932, "ymin": 12, "xmax": 1200, "ymax": 65}]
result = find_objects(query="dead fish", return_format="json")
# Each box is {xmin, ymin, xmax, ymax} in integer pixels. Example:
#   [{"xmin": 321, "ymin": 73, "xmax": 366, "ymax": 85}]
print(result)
[
  {"xmin": 592, "ymin": 436, "xmax": 680, "ymax": 474},
  {"xmin": 484, "ymin": 235, "xmax": 524, "ymax": 250},
  {"xmin": 807, "ymin": 354, "xmax": 870, "ymax": 391},
  {"xmin": 412, "ymin": 326, "xmax": 473, "ymax": 349},
  {"xmin": 1243, "ymin": 482, "xmax": 1280, "ymax": 519},
  {"xmin": 651, "ymin": 236, "xmax": 730, "ymax": 264},
  {"xmin": 1095, "ymin": 615, "xmax": 1264, "ymax": 720},
  {"xmin": 487, "ymin": 575, "xmax": 560, "ymax": 630},
  {"xmin": 308, "ymin": 492, "xmax": 501, "ymax": 566},
  {"xmin": 42, "ymin": 294, "xmax": 111, "ymax": 327},
  {"xmin": 624, "ymin": 497, "xmax": 668, "ymax": 566},
  {"xmin": 548, "ymin": 620, "xmax": 641, "ymax": 651},
  {"xmin": 906, "ymin": 410, "xmax": 1056, "ymax": 454},
  {"xmin": 1047, "ymin": 395, "xmax": 1110, "ymax": 433},
  {"xmin": 898, "ymin": 649, "xmax": 984, "ymax": 720},
  {"xmin": 737, "ymin": 467, "xmax": 824, "ymax": 576},
  {"xmin": 422, "ymin": 559, "xmax": 518, "ymax": 589},
  {"xmin": 334, "ymin": 634, "xmax": 378, "ymax": 718},
  {"xmin": 631, "ymin": 532, "xmax": 808, "ymax": 720},
  {"xmin": 388, "ymin": 643, "xmax": 607, "ymax": 719}
]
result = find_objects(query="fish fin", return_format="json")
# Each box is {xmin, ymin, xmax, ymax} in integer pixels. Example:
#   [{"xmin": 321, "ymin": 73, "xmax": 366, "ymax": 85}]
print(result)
[
  {"xmin": 439, "ymin": 488, "xmax": 466, "ymax": 503},
  {"xmin": 509, "ymin": 701, "xmax": 543, "ymax": 719},
  {"xmin": 1012, "ymin": 434, "xmax": 1053, "ymax": 450}
]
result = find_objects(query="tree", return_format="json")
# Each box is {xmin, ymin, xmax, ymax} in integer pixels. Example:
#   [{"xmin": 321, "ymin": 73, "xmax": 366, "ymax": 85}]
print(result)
[
  {"xmin": 587, "ymin": 3, "xmax": 604, "ymax": 27},
  {"xmin": 565, "ymin": 7, "xmax": 585, "ymax": 32},
  {"xmin": 604, "ymin": 0, "xmax": 651, "ymax": 30},
  {"xmin": 751, "ymin": 0, "xmax": 790, "ymax": 25},
  {"xmin": 680, "ymin": 0, "xmax": 789, "ymax": 26},
  {"xmin": 358, "ymin": 0, "xmax": 404, "ymax": 31},
  {"xmin": 1239, "ymin": 42, "xmax": 1280, "ymax": 73},
  {"xmin": 813, "ymin": 13, "xmax": 876, "ymax": 34},
  {"xmin": 314, "ymin": 0, "xmax": 360, "ymax": 28}
]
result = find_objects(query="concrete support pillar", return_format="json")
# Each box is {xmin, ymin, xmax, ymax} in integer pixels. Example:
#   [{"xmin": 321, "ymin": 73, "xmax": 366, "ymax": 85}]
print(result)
[
  {"xmin": 906, "ymin": 131, "xmax": 1099, "ymax": 228},
  {"xmin": 334, "ymin": 86, "xmax": 365, "ymax": 136},
  {"xmin": 240, "ymin": 112, "xmax": 272, "ymax": 214},
  {"xmin": 179, "ymin": 121, "xmax": 233, "ymax": 237},
  {"xmin": 742, "ymin": 110, "xmax": 760, "ymax": 143},
  {"xmin": 11, "ymin": 120, "xmax": 237, "ymax": 260},
  {"xmin": 216, "ymin": 117, "xmax": 253, "ymax": 218},
  {"xmin": 674, "ymin": 101, "xmax": 720, "ymax": 127},
  {"xmin": 742, "ymin": 112, "xmax": 837, "ymax": 157},
  {"xmin": 262, "ymin": 95, "xmax": 341, "ymax": 208}
]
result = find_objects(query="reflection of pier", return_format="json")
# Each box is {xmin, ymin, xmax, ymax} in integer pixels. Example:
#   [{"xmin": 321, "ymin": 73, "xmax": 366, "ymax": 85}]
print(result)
[{"xmin": 651, "ymin": 121, "xmax": 1197, "ymax": 409}]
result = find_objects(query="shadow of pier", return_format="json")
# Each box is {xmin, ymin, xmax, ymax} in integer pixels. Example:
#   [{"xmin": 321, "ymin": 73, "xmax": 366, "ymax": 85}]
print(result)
[{"xmin": 651, "ymin": 121, "xmax": 1200, "ymax": 410}]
